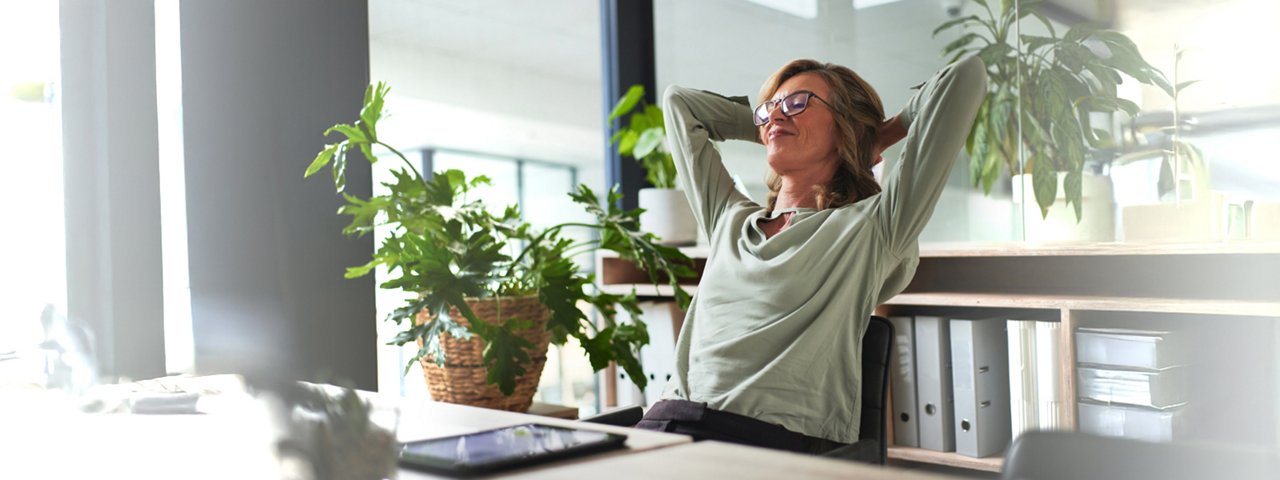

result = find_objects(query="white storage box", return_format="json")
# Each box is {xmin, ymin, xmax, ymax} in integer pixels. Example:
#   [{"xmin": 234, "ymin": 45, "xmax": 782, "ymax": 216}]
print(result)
[
  {"xmin": 1077, "ymin": 365, "xmax": 1188, "ymax": 408},
  {"xmin": 1076, "ymin": 327, "xmax": 1186, "ymax": 370},
  {"xmin": 1079, "ymin": 400, "xmax": 1186, "ymax": 443}
]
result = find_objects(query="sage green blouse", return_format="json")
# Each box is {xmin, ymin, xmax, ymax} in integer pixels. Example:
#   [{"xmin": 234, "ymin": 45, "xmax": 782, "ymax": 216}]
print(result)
[{"xmin": 659, "ymin": 56, "xmax": 988, "ymax": 444}]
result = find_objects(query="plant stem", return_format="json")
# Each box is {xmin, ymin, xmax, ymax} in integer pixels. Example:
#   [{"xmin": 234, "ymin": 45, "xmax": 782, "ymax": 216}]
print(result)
[
  {"xmin": 503, "ymin": 222, "xmax": 606, "ymax": 278},
  {"xmin": 377, "ymin": 141, "xmax": 427, "ymax": 185},
  {"xmin": 562, "ymin": 243, "xmax": 602, "ymax": 260}
]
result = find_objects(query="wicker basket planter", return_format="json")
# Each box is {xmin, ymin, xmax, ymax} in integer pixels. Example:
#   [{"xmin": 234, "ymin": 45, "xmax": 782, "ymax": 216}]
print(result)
[{"xmin": 415, "ymin": 296, "xmax": 551, "ymax": 412}]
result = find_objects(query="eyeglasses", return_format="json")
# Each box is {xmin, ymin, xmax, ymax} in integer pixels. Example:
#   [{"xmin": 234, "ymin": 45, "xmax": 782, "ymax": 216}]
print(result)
[{"xmin": 752, "ymin": 90, "xmax": 837, "ymax": 126}]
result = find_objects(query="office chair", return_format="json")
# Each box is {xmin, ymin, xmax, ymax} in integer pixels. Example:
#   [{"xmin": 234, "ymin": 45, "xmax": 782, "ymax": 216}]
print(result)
[
  {"xmin": 1001, "ymin": 430, "xmax": 1280, "ymax": 480},
  {"xmin": 582, "ymin": 316, "xmax": 895, "ymax": 466},
  {"xmin": 820, "ymin": 315, "xmax": 893, "ymax": 465}
]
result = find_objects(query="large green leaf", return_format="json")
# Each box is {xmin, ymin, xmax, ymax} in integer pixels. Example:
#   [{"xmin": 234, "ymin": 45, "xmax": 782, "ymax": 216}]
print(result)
[
  {"xmin": 1031, "ymin": 152, "xmax": 1057, "ymax": 219},
  {"xmin": 608, "ymin": 85, "xmax": 645, "ymax": 122},
  {"xmin": 932, "ymin": 14, "xmax": 981, "ymax": 37},
  {"xmin": 332, "ymin": 144, "xmax": 348, "ymax": 192},
  {"xmin": 359, "ymin": 82, "xmax": 389, "ymax": 142},
  {"xmin": 306, "ymin": 144, "xmax": 339, "ymax": 178},
  {"xmin": 1063, "ymin": 162, "xmax": 1084, "ymax": 222},
  {"xmin": 617, "ymin": 130, "xmax": 639, "ymax": 157},
  {"xmin": 476, "ymin": 318, "xmax": 535, "ymax": 396},
  {"xmin": 943, "ymin": 32, "xmax": 983, "ymax": 58},
  {"xmin": 633, "ymin": 128, "xmax": 665, "ymax": 160},
  {"xmin": 977, "ymin": 43, "xmax": 1014, "ymax": 71},
  {"xmin": 611, "ymin": 321, "xmax": 650, "ymax": 391}
]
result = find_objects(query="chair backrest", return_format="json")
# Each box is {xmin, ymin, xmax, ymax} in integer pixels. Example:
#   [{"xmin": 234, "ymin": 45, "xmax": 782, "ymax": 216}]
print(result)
[
  {"xmin": 858, "ymin": 315, "xmax": 894, "ymax": 464},
  {"xmin": 1002, "ymin": 430, "xmax": 1280, "ymax": 480}
]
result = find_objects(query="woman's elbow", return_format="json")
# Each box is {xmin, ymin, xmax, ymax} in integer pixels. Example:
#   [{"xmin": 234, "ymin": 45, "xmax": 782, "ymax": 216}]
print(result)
[{"xmin": 947, "ymin": 55, "xmax": 989, "ymax": 95}]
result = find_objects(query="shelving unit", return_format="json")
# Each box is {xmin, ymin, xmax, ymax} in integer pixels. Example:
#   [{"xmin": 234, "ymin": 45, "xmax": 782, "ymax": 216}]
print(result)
[
  {"xmin": 886, "ymin": 292, "xmax": 1280, "ymax": 317},
  {"xmin": 597, "ymin": 241, "xmax": 1280, "ymax": 473},
  {"xmin": 886, "ymin": 446, "xmax": 1004, "ymax": 472}
]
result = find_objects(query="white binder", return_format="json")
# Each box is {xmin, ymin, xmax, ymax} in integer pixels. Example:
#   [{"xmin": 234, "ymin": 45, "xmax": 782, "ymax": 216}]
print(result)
[
  {"xmin": 1007, "ymin": 319, "xmax": 1040, "ymax": 439},
  {"xmin": 914, "ymin": 315, "xmax": 954, "ymax": 452},
  {"xmin": 888, "ymin": 316, "xmax": 919, "ymax": 447},
  {"xmin": 951, "ymin": 316, "xmax": 1011, "ymax": 458},
  {"xmin": 1035, "ymin": 321, "xmax": 1064, "ymax": 430}
]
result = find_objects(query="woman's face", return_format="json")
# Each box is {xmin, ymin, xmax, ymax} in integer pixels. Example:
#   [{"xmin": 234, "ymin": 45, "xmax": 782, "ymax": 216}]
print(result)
[{"xmin": 759, "ymin": 72, "xmax": 840, "ymax": 176}]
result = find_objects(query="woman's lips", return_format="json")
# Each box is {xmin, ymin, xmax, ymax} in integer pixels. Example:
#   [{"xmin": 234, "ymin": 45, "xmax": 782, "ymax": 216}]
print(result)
[{"xmin": 768, "ymin": 128, "xmax": 793, "ymax": 140}]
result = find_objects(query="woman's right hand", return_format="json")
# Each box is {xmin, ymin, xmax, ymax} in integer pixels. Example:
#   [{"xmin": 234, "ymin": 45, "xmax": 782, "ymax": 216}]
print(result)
[{"xmin": 873, "ymin": 114, "xmax": 907, "ymax": 165}]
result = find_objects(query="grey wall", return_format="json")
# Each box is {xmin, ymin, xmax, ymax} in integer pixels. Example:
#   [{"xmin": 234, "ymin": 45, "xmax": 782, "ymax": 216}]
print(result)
[{"xmin": 179, "ymin": 0, "xmax": 377, "ymax": 388}]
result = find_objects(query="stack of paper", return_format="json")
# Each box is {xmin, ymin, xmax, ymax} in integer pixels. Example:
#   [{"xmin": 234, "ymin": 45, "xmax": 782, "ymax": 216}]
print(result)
[{"xmin": 1075, "ymin": 327, "xmax": 1189, "ymax": 442}]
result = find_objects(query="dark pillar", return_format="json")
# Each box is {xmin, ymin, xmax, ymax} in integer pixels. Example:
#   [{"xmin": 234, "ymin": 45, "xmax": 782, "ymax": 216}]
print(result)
[
  {"xmin": 601, "ymin": 0, "xmax": 656, "ymax": 211},
  {"xmin": 179, "ymin": 0, "xmax": 377, "ymax": 389}
]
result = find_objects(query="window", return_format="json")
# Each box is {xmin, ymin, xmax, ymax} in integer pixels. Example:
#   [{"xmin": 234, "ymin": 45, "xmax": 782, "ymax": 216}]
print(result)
[
  {"xmin": 0, "ymin": 2, "xmax": 65, "ymax": 364},
  {"xmin": 372, "ymin": 147, "xmax": 599, "ymax": 413},
  {"xmin": 369, "ymin": 0, "xmax": 607, "ymax": 414}
]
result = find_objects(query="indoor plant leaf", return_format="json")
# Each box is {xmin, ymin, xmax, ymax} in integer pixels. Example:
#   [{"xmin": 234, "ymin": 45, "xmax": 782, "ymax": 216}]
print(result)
[{"xmin": 309, "ymin": 83, "xmax": 697, "ymax": 398}]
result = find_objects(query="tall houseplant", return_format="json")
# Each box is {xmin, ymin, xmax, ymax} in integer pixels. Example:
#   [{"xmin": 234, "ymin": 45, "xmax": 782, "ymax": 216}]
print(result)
[
  {"xmin": 610, "ymin": 84, "xmax": 677, "ymax": 189},
  {"xmin": 935, "ymin": 0, "xmax": 1172, "ymax": 221},
  {"xmin": 609, "ymin": 85, "xmax": 697, "ymax": 245},
  {"xmin": 305, "ymin": 83, "xmax": 694, "ymax": 407}
]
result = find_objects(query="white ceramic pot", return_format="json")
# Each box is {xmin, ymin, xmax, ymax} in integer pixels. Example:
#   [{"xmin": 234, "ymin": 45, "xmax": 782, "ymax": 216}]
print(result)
[
  {"xmin": 638, "ymin": 188, "xmax": 697, "ymax": 246},
  {"xmin": 1012, "ymin": 172, "xmax": 1115, "ymax": 243}
]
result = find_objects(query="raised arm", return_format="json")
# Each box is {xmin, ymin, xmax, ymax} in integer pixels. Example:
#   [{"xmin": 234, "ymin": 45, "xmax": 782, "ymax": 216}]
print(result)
[
  {"xmin": 876, "ymin": 56, "xmax": 988, "ymax": 256},
  {"xmin": 661, "ymin": 85, "xmax": 757, "ymax": 239}
]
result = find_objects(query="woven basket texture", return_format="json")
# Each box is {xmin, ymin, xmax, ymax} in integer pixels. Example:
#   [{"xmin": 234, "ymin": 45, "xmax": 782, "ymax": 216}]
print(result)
[{"xmin": 415, "ymin": 296, "xmax": 551, "ymax": 412}]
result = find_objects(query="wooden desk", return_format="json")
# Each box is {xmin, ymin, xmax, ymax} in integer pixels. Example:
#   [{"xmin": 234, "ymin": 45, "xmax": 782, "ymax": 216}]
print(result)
[
  {"xmin": 397, "ymin": 402, "xmax": 964, "ymax": 479},
  {"xmin": 406, "ymin": 440, "xmax": 961, "ymax": 480}
]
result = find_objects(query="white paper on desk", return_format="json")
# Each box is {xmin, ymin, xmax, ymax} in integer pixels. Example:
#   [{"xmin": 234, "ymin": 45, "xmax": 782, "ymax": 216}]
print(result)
[{"xmin": 2, "ymin": 408, "xmax": 278, "ymax": 479}]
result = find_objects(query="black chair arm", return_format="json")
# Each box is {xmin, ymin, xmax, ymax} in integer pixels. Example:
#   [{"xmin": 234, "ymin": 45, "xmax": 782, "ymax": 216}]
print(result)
[{"xmin": 579, "ymin": 405, "xmax": 644, "ymax": 427}]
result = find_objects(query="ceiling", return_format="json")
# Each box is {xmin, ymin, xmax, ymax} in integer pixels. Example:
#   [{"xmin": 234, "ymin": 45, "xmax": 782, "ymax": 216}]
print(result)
[{"xmin": 368, "ymin": 0, "xmax": 602, "ymax": 84}]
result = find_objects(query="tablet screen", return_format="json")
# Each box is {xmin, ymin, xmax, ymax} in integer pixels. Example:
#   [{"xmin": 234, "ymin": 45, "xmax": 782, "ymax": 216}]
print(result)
[{"xmin": 400, "ymin": 423, "xmax": 626, "ymax": 474}]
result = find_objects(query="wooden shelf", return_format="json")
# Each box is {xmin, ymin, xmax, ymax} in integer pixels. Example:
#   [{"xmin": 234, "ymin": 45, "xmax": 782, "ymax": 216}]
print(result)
[
  {"xmin": 598, "ymin": 283, "xmax": 697, "ymax": 298},
  {"xmin": 919, "ymin": 241, "xmax": 1280, "ymax": 258},
  {"xmin": 887, "ymin": 446, "xmax": 1003, "ymax": 472},
  {"xmin": 599, "ymin": 241, "xmax": 1280, "ymax": 260},
  {"xmin": 885, "ymin": 292, "xmax": 1280, "ymax": 317},
  {"xmin": 595, "ymin": 245, "xmax": 711, "ymax": 259}
]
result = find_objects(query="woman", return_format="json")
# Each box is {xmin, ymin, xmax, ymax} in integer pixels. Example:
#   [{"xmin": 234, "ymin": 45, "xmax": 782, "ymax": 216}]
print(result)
[{"xmin": 633, "ymin": 56, "xmax": 987, "ymax": 455}]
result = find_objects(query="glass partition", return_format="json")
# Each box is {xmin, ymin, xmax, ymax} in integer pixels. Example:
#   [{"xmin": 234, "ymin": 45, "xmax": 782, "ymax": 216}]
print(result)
[
  {"xmin": 368, "ymin": 0, "xmax": 605, "ymax": 413},
  {"xmin": 655, "ymin": 0, "xmax": 1280, "ymax": 248},
  {"xmin": 655, "ymin": 0, "xmax": 1018, "ymax": 244},
  {"xmin": 1006, "ymin": 0, "xmax": 1280, "ymax": 246}
]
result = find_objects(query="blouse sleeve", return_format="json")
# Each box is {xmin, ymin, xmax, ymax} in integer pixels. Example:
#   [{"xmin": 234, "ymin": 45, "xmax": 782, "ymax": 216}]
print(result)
[
  {"xmin": 875, "ymin": 56, "xmax": 988, "ymax": 256},
  {"xmin": 661, "ymin": 85, "xmax": 758, "ymax": 238}
]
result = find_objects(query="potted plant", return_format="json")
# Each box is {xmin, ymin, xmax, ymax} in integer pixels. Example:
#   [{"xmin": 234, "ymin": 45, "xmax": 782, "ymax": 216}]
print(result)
[
  {"xmin": 305, "ymin": 83, "xmax": 694, "ymax": 411},
  {"xmin": 1115, "ymin": 46, "xmax": 1218, "ymax": 242},
  {"xmin": 609, "ymin": 85, "xmax": 698, "ymax": 246},
  {"xmin": 935, "ymin": 0, "xmax": 1172, "ymax": 241}
]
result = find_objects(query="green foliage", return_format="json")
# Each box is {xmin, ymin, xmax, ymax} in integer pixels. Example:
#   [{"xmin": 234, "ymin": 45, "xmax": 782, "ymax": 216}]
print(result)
[
  {"xmin": 305, "ymin": 82, "xmax": 695, "ymax": 395},
  {"xmin": 936, "ymin": 0, "xmax": 1171, "ymax": 220},
  {"xmin": 609, "ymin": 85, "xmax": 678, "ymax": 189}
]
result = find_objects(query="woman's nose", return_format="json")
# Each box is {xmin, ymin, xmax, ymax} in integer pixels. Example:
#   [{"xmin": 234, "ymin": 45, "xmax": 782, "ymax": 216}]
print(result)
[{"xmin": 768, "ymin": 104, "xmax": 789, "ymax": 124}]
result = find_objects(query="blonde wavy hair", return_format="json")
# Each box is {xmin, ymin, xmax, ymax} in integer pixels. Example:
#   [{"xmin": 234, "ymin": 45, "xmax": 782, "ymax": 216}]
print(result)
[{"xmin": 759, "ymin": 59, "xmax": 886, "ymax": 212}]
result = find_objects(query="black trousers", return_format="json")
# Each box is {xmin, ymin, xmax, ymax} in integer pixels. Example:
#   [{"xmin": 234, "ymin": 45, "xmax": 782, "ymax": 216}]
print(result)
[{"xmin": 634, "ymin": 400, "xmax": 846, "ymax": 455}]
